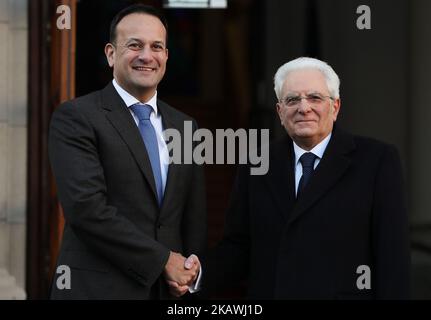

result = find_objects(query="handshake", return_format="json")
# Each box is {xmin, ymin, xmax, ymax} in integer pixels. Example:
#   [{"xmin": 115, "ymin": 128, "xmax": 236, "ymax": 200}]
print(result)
[{"xmin": 163, "ymin": 251, "xmax": 201, "ymax": 297}]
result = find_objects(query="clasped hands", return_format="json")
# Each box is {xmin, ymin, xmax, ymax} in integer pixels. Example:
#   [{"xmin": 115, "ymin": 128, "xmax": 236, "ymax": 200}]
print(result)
[{"xmin": 163, "ymin": 251, "xmax": 200, "ymax": 297}]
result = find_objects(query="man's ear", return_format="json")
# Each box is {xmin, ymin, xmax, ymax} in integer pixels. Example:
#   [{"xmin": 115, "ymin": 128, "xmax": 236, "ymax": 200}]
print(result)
[
  {"xmin": 104, "ymin": 43, "xmax": 115, "ymax": 67},
  {"xmin": 276, "ymin": 103, "xmax": 284, "ymax": 124},
  {"xmin": 332, "ymin": 98, "xmax": 341, "ymax": 121}
]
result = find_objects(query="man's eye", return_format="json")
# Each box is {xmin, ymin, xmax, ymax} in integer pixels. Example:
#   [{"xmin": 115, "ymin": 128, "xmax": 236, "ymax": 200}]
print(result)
[
  {"xmin": 308, "ymin": 95, "xmax": 323, "ymax": 102},
  {"xmin": 286, "ymin": 97, "xmax": 300, "ymax": 104},
  {"xmin": 128, "ymin": 43, "xmax": 141, "ymax": 50},
  {"xmin": 152, "ymin": 44, "xmax": 164, "ymax": 51}
]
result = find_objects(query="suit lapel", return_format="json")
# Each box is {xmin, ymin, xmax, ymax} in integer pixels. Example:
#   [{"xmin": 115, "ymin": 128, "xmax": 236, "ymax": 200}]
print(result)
[
  {"xmin": 288, "ymin": 129, "xmax": 356, "ymax": 225},
  {"xmin": 100, "ymin": 83, "xmax": 159, "ymax": 202},
  {"xmin": 263, "ymin": 136, "xmax": 296, "ymax": 223}
]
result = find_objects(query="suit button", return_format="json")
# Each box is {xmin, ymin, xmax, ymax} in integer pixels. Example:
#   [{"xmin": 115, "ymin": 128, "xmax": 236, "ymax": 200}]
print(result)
[{"xmin": 157, "ymin": 223, "xmax": 162, "ymax": 229}]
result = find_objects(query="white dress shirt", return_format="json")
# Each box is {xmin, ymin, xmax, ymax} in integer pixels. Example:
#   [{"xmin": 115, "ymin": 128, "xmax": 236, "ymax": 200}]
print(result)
[
  {"xmin": 293, "ymin": 133, "xmax": 332, "ymax": 196},
  {"xmin": 112, "ymin": 79, "xmax": 169, "ymax": 193}
]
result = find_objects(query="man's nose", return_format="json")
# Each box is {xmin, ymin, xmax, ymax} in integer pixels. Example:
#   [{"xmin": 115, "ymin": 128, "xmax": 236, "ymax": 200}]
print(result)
[
  {"xmin": 297, "ymin": 98, "xmax": 312, "ymax": 113},
  {"xmin": 137, "ymin": 46, "xmax": 153, "ymax": 61}
]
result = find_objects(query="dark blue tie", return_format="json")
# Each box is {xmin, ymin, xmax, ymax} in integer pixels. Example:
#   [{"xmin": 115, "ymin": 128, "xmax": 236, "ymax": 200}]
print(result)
[
  {"xmin": 130, "ymin": 103, "xmax": 163, "ymax": 205},
  {"xmin": 297, "ymin": 152, "xmax": 317, "ymax": 198}
]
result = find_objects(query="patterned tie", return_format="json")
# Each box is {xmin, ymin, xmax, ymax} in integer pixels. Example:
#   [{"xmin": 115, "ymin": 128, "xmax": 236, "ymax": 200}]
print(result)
[
  {"xmin": 297, "ymin": 152, "xmax": 317, "ymax": 198},
  {"xmin": 130, "ymin": 103, "xmax": 163, "ymax": 205}
]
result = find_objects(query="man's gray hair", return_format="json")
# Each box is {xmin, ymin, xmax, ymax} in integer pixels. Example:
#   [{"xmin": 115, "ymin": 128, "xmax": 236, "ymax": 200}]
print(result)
[{"xmin": 273, "ymin": 57, "xmax": 340, "ymax": 100}]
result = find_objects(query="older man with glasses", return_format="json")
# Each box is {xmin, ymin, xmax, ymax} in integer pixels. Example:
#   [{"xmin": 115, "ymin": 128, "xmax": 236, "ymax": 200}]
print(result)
[{"xmin": 194, "ymin": 57, "xmax": 410, "ymax": 300}]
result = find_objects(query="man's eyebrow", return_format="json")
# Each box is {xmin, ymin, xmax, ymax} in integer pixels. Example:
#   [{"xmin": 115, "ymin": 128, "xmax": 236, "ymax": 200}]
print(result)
[
  {"xmin": 285, "ymin": 91, "xmax": 323, "ymax": 96},
  {"xmin": 125, "ymin": 38, "xmax": 142, "ymax": 43},
  {"xmin": 125, "ymin": 38, "xmax": 165, "ymax": 45}
]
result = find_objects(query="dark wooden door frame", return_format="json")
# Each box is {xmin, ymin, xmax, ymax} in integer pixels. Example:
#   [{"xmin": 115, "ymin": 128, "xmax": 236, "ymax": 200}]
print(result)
[
  {"xmin": 27, "ymin": 0, "xmax": 53, "ymax": 299},
  {"xmin": 27, "ymin": 0, "xmax": 76, "ymax": 299}
]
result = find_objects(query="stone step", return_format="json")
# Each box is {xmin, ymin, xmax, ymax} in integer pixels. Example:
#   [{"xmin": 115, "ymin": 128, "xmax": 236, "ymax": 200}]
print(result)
[
  {"xmin": 0, "ymin": 287, "xmax": 26, "ymax": 300},
  {"xmin": 0, "ymin": 268, "xmax": 26, "ymax": 300}
]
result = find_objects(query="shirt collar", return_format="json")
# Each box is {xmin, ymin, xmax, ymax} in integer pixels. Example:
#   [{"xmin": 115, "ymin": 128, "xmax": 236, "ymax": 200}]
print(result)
[
  {"xmin": 293, "ymin": 133, "xmax": 332, "ymax": 166},
  {"xmin": 112, "ymin": 79, "xmax": 158, "ymax": 116}
]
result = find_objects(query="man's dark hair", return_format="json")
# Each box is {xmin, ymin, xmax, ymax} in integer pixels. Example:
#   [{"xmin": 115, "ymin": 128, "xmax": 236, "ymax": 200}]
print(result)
[{"xmin": 109, "ymin": 4, "xmax": 168, "ymax": 44}]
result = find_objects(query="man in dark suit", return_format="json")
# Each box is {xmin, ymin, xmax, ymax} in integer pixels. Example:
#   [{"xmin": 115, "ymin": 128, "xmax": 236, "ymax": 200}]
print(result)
[
  {"xmin": 49, "ymin": 4, "xmax": 206, "ymax": 299},
  {"xmin": 194, "ymin": 57, "xmax": 410, "ymax": 299}
]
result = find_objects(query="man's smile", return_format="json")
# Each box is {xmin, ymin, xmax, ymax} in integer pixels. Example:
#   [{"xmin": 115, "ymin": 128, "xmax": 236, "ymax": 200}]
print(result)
[
  {"xmin": 295, "ymin": 119, "xmax": 316, "ymax": 123},
  {"xmin": 132, "ymin": 66, "xmax": 156, "ymax": 72}
]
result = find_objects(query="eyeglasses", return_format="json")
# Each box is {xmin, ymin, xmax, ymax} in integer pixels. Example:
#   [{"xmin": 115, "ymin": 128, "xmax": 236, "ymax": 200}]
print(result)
[
  {"xmin": 280, "ymin": 93, "xmax": 334, "ymax": 107},
  {"xmin": 114, "ymin": 40, "xmax": 166, "ymax": 53}
]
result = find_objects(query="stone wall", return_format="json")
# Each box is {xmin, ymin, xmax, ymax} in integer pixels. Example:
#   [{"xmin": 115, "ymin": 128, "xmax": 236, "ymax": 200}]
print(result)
[{"xmin": 0, "ymin": 0, "xmax": 28, "ymax": 300}]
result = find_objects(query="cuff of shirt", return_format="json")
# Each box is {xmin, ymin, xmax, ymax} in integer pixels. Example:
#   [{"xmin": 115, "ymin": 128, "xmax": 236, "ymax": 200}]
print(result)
[{"xmin": 188, "ymin": 265, "xmax": 202, "ymax": 293}]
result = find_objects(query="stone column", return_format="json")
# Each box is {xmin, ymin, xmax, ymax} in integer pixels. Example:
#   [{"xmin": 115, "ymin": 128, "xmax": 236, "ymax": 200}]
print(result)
[{"xmin": 0, "ymin": 0, "xmax": 28, "ymax": 300}]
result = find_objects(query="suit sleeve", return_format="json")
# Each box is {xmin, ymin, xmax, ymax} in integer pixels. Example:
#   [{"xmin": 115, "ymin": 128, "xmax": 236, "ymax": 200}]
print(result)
[
  {"xmin": 48, "ymin": 102, "xmax": 170, "ymax": 287},
  {"xmin": 201, "ymin": 164, "xmax": 250, "ymax": 295},
  {"xmin": 181, "ymin": 120, "xmax": 207, "ymax": 258},
  {"xmin": 372, "ymin": 144, "xmax": 410, "ymax": 299}
]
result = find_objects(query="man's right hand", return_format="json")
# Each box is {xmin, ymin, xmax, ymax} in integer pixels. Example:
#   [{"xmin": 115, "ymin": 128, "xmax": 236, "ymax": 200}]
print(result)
[
  {"xmin": 163, "ymin": 251, "xmax": 200, "ymax": 287},
  {"xmin": 165, "ymin": 254, "xmax": 200, "ymax": 297}
]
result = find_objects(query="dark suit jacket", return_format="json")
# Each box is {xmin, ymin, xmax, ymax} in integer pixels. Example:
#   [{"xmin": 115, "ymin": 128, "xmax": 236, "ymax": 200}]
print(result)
[
  {"xmin": 48, "ymin": 82, "xmax": 207, "ymax": 299},
  {"xmin": 203, "ymin": 128, "xmax": 410, "ymax": 299}
]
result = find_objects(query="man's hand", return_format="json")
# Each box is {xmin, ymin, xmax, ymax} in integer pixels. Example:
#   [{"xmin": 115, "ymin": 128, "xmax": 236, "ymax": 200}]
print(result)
[
  {"xmin": 164, "ymin": 252, "xmax": 200, "ymax": 286},
  {"xmin": 166, "ymin": 280, "xmax": 189, "ymax": 297},
  {"xmin": 165, "ymin": 253, "xmax": 200, "ymax": 297}
]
